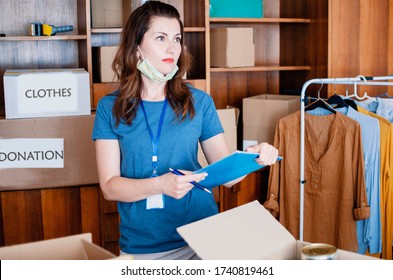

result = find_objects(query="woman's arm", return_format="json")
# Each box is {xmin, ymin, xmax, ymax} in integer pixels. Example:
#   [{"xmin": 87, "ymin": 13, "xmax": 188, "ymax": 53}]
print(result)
[
  {"xmin": 95, "ymin": 139, "xmax": 207, "ymax": 202},
  {"xmin": 200, "ymin": 133, "xmax": 278, "ymax": 188}
]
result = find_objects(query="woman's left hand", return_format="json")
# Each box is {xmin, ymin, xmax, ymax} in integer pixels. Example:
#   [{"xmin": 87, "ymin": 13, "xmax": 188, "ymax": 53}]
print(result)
[{"xmin": 245, "ymin": 142, "xmax": 279, "ymax": 166}]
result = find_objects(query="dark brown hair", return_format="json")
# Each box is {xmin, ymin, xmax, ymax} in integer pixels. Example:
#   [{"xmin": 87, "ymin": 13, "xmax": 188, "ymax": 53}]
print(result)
[{"xmin": 111, "ymin": 1, "xmax": 194, "ymax": 126}]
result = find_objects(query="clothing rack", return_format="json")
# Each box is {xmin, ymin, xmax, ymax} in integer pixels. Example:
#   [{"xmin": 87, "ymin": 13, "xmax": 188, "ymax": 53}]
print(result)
[{"xmin": 298, "ymin": 75, "xmax": 393, "ymax": 241}]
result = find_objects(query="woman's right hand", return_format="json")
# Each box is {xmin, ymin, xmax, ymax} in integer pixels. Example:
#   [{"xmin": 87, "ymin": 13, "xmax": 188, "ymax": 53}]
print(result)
[{"xmin": 157, "ymin": 171, "xmax": 208, "ymax": 199}]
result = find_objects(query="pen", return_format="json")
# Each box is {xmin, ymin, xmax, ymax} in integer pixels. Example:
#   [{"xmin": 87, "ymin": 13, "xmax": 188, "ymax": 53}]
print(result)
[{"xmin": 169, "ymin": 168, "xmax": 211, "ymax": 194}]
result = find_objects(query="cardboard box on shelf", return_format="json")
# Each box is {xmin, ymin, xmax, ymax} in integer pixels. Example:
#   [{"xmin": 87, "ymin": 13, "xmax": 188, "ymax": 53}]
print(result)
[
  {"xmin": 91, "ymin": 0, "xmax": 184, "ymax": 28},
  {"xmin": 198, "ymin": 106, "xmax": 239, "ymax": 168},
  {"xmin": 210, "ymin": 0, "xmax": 263, "ymax": 18},
  {"xmin": 177, "ymin": 200, "xmax": 377, "ymax": 260},
  {"xmin": 0, "ymin": 233, "xmax": 116, "ymax": 260},
  {"xmin": 0, "ymin": 115, "xmax": 98, "ymax": 191},
  {"xmin": 96, "ymin": 46, "xmax": 119, "ymax": 83},
  {"xmin": 243, "ymin": 94, "xmax": 300, "ymax": 149},
  {"xmin": 3, "ymin": 69, "xmax": 90, "ymax": 119},
  {"xmin": 91, "ymin": 0, "xmax": 127, "ymax": 28},
  {"xmin": 210, "ymin": 28, "xmax": 255, "ymax": 68}
]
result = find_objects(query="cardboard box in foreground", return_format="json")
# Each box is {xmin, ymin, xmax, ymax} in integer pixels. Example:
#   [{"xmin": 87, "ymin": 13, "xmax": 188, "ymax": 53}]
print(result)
[
  {"xmin": 243, "ymin": 94, "xmax": 300, "ymax": 148},
  {"xmin": 0, "ymin": 233, "xmax": 115, "ymax": 260},
  {"xmin": 177, "ymin": 200, "xmax": 376, "ymax": 260}
]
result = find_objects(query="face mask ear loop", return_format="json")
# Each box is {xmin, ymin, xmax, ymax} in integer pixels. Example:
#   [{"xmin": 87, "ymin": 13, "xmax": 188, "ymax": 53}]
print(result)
[{"xmin": 137, "ymin": 46, "xmax": 145, "ymax": 61}]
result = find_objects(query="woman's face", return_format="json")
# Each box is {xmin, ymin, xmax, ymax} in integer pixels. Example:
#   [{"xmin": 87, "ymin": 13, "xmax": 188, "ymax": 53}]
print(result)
[{"xmin": 138, "ymin": 16, "xmax": 182, "ymax": 75}]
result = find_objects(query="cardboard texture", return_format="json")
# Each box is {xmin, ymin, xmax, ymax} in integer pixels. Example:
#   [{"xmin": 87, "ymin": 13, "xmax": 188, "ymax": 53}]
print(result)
[
  {"xmin": 0, "ymin": 115, "xmax": 98, "ymax": 191},
  {"xmin": 210, "ymin": 28, "xmax": 255, "ymax": 68},
  {"xmin": 97, "ymin": 46, "xmax": 119, "ymax": 83},
  {"xmin": 91, "ymin": 0, "xmax": 125, "ymax": 28},
  {"xmin": 198, "ymin": 107, "xmax": 239, "ymax": 168},
  {"xmin": 92, "ymin": 0, "xmax": 184, "ymax": 28},
  {"xmin": 243, "ymin": 94, "xmax": 300, "ymax": 148},
  {"xmin": 210, "ymin": 0, "xmax": 263, "ymax": 18},
  {"xmin": 177, "ymin": 200, "xmax": 377, "ymax": 260},
  {"xmin": 0, "ymin": 233, "xmax": 116, "ymax": 260},
  {"xmin": 3, "ymin": 69, "xmax": 91, "ymax": 119}
]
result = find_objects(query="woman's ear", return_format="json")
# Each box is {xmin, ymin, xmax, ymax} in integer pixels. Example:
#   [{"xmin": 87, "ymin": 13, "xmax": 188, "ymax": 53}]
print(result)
[{"xmin": 136, "ymin": 46, "xmax": 142, "ymax": 60}]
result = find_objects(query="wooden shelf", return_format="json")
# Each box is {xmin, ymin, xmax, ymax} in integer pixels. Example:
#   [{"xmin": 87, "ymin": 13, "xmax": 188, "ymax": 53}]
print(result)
[
  {"xmin": 91, "ymin": 28, "xmax": 122, "ymax": 34},
  {"xmin": 91, "ymin": 27, "xmax": 205, "ymax": 33},
  {"xmin": 210, "ymin": 18, "xmax": 311, "ymax": 24},
  {"xmin": 210, "ymin": 66, "xmax": 311, "ymax": 73},
  {"xmin": 0, "ymin": 35, "xmax": 87, "ymax": 41}
]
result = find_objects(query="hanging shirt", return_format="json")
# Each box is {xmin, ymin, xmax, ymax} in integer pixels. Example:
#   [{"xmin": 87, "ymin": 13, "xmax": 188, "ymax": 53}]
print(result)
[
  {"xmin": 92, "ymin": 86, "xmax": 224, "ymax": 254},
  {"xmin": 357, "ymin": 106, "xmax": 393, "ymax": 260},
  {"xmin": 375, "ymin": 97, "xmax": 393, "ymax": 122},
  {"xmin": 265, "ymin": 111, "xmax": 370, "ymax": 252},
  {"xmin": 327, "ymin": 107, "xmax": 381, "ymax": 254}
]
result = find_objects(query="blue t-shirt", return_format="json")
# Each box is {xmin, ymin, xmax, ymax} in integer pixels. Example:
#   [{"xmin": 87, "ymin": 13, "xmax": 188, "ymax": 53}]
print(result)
[{"xmin": 92, "ymin": 86, "xmax": 224, "ymax": 254}]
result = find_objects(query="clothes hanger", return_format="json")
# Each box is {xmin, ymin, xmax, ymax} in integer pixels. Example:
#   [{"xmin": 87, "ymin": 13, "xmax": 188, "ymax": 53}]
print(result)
[
  {"xmin": 305, "ymin": 81, "xmax": 336, "ymax": 114},
  {"xmin": 327, "ymin": 80, "xmax": 348, "ymax": 109},
  {"xmin": 341, "ymin": 81, "xmax": 358, "ymax": 110},
  {"xmin": 347, "ymin": 75, "xmax": 375, "ymax": 101}
]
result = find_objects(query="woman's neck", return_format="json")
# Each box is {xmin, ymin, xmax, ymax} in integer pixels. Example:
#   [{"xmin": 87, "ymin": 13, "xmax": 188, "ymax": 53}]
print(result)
[{"xmin": 141, "ymin": 77, "xmax": 167, "ymax": 101}]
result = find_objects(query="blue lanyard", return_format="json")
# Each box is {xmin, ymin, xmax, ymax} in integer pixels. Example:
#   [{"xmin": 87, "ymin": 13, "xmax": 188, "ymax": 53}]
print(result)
[{"xmin": 140, "ymin": 98, "xmax": 168, "ymax": 177}]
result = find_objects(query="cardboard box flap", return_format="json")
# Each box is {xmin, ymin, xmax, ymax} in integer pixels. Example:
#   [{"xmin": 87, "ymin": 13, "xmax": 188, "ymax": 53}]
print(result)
[
  {"xmin": 0, "ymin": 233, "xmax": 115, "ymax": 260},
  {"xmin": 177, "ymin": 200, "xmax": 296, "ymax": 259},
  {"xmin": 81, "ymin": 239, "xmax": 117, "ymax": 260}
]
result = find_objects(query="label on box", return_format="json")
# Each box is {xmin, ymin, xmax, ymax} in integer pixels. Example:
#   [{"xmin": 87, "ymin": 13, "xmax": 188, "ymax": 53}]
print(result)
[
  {"xmin": 0, "ymin": 138, "xmax": 64, "ymax": 168},
  {"xmin": 4, "ymin": 69, "xmax": 90, "ymax": 119},
  {"xmin": 17, "ymin": 72, "xmax": 78, "ymax": 113}
]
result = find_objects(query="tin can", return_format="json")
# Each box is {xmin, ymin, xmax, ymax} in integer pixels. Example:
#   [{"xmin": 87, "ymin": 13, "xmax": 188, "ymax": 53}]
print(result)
[{"xmin": 301, "ymin": 243, "xmax": 337, "ymax": 260}]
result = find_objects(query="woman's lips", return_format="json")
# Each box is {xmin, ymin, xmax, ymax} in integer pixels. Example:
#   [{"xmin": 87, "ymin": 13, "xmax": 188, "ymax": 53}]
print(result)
[{"xmin": 162, "ymin": 58, "xmax": 174, "ymax": 63}]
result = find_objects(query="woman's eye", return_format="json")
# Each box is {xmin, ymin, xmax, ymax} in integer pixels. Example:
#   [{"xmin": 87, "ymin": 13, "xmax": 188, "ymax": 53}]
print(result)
[
  {"xmin": 174, "ymin": 37, "xmax": 181, "ymax": 43},
  {"xmin": 157, "ymin": 36, "xmax": 165, "ymax": 41}
]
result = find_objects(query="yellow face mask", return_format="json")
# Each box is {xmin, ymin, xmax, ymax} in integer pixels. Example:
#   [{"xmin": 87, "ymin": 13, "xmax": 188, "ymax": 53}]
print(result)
[{"xmin": 136, "ymin": 48, "xmax": 179, "ymax": 83}]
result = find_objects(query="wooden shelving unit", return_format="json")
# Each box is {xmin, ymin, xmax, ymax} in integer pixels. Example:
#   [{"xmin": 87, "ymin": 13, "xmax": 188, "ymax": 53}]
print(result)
[{"xmin": 2, "ymin": 0, "xmax": 391, "ymax": 256}]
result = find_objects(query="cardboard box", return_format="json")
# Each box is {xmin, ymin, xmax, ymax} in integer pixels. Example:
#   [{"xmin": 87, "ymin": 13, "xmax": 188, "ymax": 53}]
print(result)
[
  {"xmin": 198, "ymin": 107, "xmax": 239, "ymax": 168},
  {"xmin": 243, "ymin": 94, "xmax": 300, "ymax": 149},
  {"xmin": 0, "ymin": 115, "xmax": 98, "ymax": 191},
  {"xmin": 0, "ymin": 233, "xmax": 116, "ymax": 260},
  {"xmin": 96, "ymin": 46, "xmax": 119, "ymax": 83},
  {"xmin": 129, "ymin": 1, "xmax": 184, "ymax": 20},
  {"xmin": 210, "ymin": 28, "xmax": 255, "ymax": 68},
  {"xmin": 91, "ymin": 0, "xmax": 184, "ymax": 28},
  {"xmin": 210, "ymin": 0, "xmax": 263, "ymax": 18},
  {"xmin": 91, "ymin": 0, "xmax": 126, "ymax": 28},
  {"xmin": 177, "ymin": 200, "xmax": 377, "ymax": 260},
  {"xmin": 3, "ymin": 69, "xmax": 91, "ymax": 119}
]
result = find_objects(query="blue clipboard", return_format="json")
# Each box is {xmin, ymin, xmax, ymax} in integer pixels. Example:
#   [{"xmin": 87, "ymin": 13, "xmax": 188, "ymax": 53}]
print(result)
[{"xmin": 194, "ymin": 151, "xmax": 282, "ymax": 188}]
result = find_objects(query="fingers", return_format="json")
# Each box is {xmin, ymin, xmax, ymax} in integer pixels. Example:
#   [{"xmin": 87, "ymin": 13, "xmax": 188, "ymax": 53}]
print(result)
[
  {"xmin": 165, "ymin": 172, "xmax": 208, "ymax": 199},
  {"xmin": 246, "ymin": 142, "xmax": 279, "ymax": 166}
]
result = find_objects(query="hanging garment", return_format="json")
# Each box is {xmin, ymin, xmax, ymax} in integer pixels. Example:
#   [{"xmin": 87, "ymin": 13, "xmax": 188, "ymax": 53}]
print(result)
[
  {"xmin": 332, "ymin": 107, "xmax": 381, "ymax": 254},
  {"xmin": 265, "ymin": 111, "xmax": 370, "ymax": 252},
  {"xmin": 375, "ymin": 97, "xmax": 393, "ymax": 122},
  {"xmin": 357, "ymin": 106, "xmax": 393, "ymax": 260}
]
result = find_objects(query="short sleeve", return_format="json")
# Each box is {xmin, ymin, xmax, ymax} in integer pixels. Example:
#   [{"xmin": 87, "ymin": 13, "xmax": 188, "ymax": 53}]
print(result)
[
  {"xmin": 199, "ymin": 93, "xmax": 224, "ymax": 142},
  {"xmin": 92, "ymin": 96, "xmax": 118, "ymax": 140}
]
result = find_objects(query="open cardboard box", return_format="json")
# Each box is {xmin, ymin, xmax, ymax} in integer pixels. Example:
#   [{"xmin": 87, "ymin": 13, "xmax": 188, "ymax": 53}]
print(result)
[
  {"xmin": 177, "ymin": 200, "xmax": 377, "ymax": 260},
  {"xmin": 0, "ymin": 233, "xmax": 116, "ymax": 260}
]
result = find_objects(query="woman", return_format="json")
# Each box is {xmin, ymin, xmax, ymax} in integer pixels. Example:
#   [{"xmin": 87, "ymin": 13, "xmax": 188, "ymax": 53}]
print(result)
[{"xmin": 92, "ymin": 1, "xmax": 278, "ymax": 260}]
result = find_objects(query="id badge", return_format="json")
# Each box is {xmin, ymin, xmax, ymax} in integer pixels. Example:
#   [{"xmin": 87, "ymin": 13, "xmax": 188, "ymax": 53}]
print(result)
[{"xmin": 146, "ymin": 194, "xmax": 164, "ymax": 209}]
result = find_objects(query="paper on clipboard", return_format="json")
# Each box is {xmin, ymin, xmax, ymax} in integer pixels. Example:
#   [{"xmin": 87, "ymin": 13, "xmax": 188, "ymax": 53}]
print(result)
[{"xmin": 194, "ymin": 151, "xmax": 282, "ymax": 188}]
